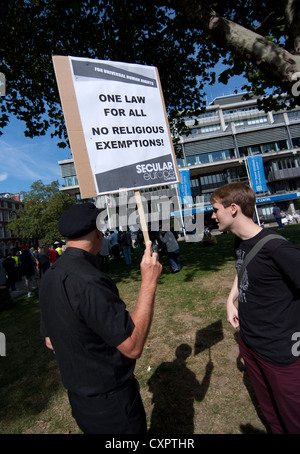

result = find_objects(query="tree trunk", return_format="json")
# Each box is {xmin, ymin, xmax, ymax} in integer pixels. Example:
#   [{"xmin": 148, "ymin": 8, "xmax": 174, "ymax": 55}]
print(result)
[
  {"xmin": 208, "ymin": 15, "xmax": 300, "ymax": 87},
  {"xmin": 150, "ymin": 0, "xmax": 300, "ymax": 96}
]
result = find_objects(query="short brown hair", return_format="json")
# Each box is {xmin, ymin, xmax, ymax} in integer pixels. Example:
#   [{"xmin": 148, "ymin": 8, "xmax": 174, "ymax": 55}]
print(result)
[{"xmin": 210, "ymin": 183, "xmax": 256, "ymax": 218}]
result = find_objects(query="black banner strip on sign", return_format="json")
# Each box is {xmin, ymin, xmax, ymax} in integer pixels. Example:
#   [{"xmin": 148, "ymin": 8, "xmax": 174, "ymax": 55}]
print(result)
[
  {"xmin": 71, "ymin": 59, "xmax": 157, "ymax": 88},
  {"xmin": 95, "ymin": 155, "xmax": 177, "ymax": 193}
]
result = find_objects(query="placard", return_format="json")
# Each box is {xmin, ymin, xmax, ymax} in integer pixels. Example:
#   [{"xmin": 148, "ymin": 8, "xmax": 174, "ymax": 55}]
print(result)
[{"xmin": 52, "ymin": 55, "xmax": 180, "ymax": 198}]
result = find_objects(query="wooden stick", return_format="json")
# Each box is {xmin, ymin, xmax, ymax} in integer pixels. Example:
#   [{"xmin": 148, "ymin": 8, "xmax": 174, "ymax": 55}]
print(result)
[{"xmin": 135, "ymin": 190, "xmax": 150, "ymax": 244}]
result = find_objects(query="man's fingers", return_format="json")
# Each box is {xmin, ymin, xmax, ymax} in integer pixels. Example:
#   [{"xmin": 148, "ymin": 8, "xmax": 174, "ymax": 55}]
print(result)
[
  {"xmin": 145, "ymin": 241, "xmax": 153, "ymax": 255},
  {"xmin": 142, "ymin": 240, "xmax": 161, "ymax": 266}
]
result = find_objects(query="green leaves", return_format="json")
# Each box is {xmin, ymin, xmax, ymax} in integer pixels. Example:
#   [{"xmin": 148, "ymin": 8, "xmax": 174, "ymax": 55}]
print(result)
[
  {"xmin": 1, "ymin": 0, "xmax": 300, "ymax": 151},
  {"xmin": 8, "ymin": 180, "xmax": 76, "ymax": 245}
]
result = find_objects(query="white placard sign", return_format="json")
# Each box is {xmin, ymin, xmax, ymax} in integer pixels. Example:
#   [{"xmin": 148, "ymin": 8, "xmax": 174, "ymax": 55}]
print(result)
[{"xmin": 62, "ymin": 56, "xmax": 179, "ymax": 196}]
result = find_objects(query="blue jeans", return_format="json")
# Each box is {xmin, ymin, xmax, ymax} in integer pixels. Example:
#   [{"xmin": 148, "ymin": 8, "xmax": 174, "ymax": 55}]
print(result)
[
  {"xmin": 275, "ymin": 217, "xmax": 283, "ymax": 229},
  {"xmin": 167, "ymin": 250, "xmax": 181, "ymax": 272},
  {"xmin": 123, "ymin": 246, "xmax": 132, "ymax": 265}
]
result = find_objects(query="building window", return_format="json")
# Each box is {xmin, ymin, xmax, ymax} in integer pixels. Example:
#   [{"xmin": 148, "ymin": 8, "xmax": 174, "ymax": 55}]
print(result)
[
  {"xmin": 292, "ymin": 137, "xmax": 300, "ymax": 147},
  {"xmin": 239, "ymin": 139, "xmax": 288, "ymax": 157},
  {"xmin": 250, "ymin": 145, "xmax": 261, "ymax": 155},
  {"xmin": 248, "ymin": 116, "xmax": 268, "ymax": 125},
  {"xmin": 288, "ymin": 111, "xmax": 300, "ymax": 119},
  {"xmin": 186, "ymin": 148, "xmax": 235, "ymax": 166},
  {"xmin": 200, "ymin": 124, "xmax": 221, "ymax": 134},
  {"xmin": 188, "ymin": 124, "xmax": 222, "ymax": 136},
  {"xmin": 190, "ymin": 178, "xmax": 199, "ymax": 187},
  {"xmin": 63, "ymin": 176, "xmax": 78, "ymax": 187},
  {"xmin": 234, "ymin": 121, "xmax": 244, "ymax": 127},
  {"xmin": 200, "ymin": 173, "xmax": 227, "ymax": 190},
  {"xmin": 186, "ymin": 154, "xmax": 209, "ymax": 166},
  {"xmin": 261, "ymin": 142, "xmax": 276, "ymax": 153}
]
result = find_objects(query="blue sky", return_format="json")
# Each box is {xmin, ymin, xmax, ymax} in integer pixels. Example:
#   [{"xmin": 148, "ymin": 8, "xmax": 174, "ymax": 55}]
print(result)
[
  {"xmin": 0, "ymin": 70, "xmax": 247, "ymax": 196},
  {"xmin": 0, "ymin": 117, "xmax": 71, "ymax": 195}
]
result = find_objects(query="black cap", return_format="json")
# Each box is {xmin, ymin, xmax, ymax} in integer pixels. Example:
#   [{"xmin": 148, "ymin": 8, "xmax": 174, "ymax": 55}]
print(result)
[{"xmin": 58, "ymin": 203, "xmax": 101, "ymax": 239}]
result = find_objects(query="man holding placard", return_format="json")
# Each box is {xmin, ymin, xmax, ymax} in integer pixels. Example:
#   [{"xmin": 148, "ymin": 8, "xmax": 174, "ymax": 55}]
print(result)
[{"xmin": 40, "ymin": 203, "xmax": 162, "ymax": 434}]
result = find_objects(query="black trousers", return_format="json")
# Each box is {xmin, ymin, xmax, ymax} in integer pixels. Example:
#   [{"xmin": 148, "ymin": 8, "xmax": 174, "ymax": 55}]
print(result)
[{"xmin": 68, "ymin": 376, "xmax": 147, "ymax": 434}]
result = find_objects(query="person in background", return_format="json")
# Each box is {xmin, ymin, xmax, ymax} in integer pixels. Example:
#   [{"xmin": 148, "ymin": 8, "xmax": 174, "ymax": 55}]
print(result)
[
  {"xmin": 98, "ymin": 232, "xmax": 111, "ymax": 273},
  {"xmin": 120, "ymin": 228, "xmax": 132, "ymax": 265},
  {"xmin": 38, "ymin": 246, "xmax": 50, "ymax": 277},
  {"xmin": 160, "ymin": 229, "xmax": 181, "ymax": 273},
  {"xmin": 55, "ymin": 243, "xmax": 63, "ymax": 257},
  {"xmin": 109, "ymin": 230, "xmax": 120, "ymax": 263},
  {"xmin": 0, "ymin": 255, "xmax": 7, "ymax": 287},
  {"xmin": 47, "ymin": 245, "xmax": 59, "ymax": 266},
  {"xmin": 30, "ymin": 247, "xmax": 40, "ymax": 290},
  {"xmin": 272, "ymin": 203, "xmax": 283, "ymax": 230},
  {"xmin": 11, "ymin": 249, "xmax": 20, "ymax": 279},
  {"xmin": 20, "ymin": 244, "xmax": 35, "ymax": 297},
  {"xmin": 3, "ymin": 253, "xmax": 17, "ymax": 292}
]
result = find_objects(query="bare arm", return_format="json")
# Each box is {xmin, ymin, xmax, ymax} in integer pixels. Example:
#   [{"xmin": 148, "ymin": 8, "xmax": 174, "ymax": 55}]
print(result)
[
  {"xmin": 227, "ymin": 274, "xmax": 239, "ymax": 328},
  {"xmin": 45, "ymin": 336, "xmax": 54, "ymax": 350},
  {"xmin": 116, "ymin": 241, "xmax": 162, "ymax": 359}
]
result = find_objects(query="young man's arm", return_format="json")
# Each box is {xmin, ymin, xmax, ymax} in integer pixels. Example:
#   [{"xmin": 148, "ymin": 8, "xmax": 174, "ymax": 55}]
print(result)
[
  {"xmin": 116, "ymin": 241, "xmax": 162, "ymax": 359},
  {"xmin": 227, "ymin": 274, "xmax": 239, "ymax": 328}
]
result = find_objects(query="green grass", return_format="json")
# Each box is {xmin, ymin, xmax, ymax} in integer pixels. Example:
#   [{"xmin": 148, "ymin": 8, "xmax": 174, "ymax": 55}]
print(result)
[{"xmin": 0, "ymin": 224, "xmax": 299, "ymax": 434}]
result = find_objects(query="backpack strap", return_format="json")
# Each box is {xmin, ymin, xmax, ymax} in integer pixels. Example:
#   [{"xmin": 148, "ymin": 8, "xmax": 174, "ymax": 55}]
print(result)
[{"xmin": 238, "ymin": 234, "xmax": 287, "ymax": 287}]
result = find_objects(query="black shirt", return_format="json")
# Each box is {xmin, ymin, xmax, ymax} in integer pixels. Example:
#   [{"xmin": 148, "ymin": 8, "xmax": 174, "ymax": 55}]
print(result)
[
  {"xmin": 39, "ymin": 247, "xmax": 135, "ymax": 396},
  {"xmin": 235, "ymin": 228, "xmax": 300, "ymax": 365}
]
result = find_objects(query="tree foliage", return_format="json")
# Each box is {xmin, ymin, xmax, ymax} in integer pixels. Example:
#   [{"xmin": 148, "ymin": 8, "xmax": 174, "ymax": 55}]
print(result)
[
  {"xmin": 1, "ymin": 0, "xmax": 300, "ymax": 147},
  {"xmin": 151, "ymin": 0, "xmax": 300, "ymax": 112},
  {"xmin": 8, "ymin": 180, "xmax": 76, "ymax": 245}
]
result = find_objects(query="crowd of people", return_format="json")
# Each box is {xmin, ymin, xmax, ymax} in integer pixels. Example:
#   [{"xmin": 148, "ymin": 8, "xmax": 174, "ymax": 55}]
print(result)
[
  {"xmin": 98, "ymin": 227, "xmax": 182, "ymax": 273},
  {"xmin": 0, "ymin": 243, "xmax": 65, "ymax": 298},
  {"xmin": 1, "ymin": 227, "xmax": 183, "ymax": 300},
  {"xmin": 272, "ymin": 203, "xmax": 300, "ymax": 229}
]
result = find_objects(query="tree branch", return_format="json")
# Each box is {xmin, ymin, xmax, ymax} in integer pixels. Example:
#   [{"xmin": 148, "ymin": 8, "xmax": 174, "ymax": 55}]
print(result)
[
  {"xmin": 146, "ymin": 0, "xmax": 300, "ymax": 94},
  {"xmin": 285, "ymin": 0, "xmax": 300, "ymax": 55},
  {"xmin": 208, "ymin": 15, "xmax": 300, "ymax": 85}
]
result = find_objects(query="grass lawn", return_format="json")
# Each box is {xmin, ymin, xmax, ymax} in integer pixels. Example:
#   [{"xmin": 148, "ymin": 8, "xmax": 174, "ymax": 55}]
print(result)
[{"xmin": 1, "ymin": 224, "xmax": 299, "ymax": 434}]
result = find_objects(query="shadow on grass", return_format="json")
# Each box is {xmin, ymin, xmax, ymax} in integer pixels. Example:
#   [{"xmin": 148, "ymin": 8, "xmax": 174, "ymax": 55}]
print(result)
[
  {"xmin": 147, "ymin": 320, "xmax": 224, "ymax": 434},
  {"xmin": 147, "ymin": 343, "xmax": 213, "ymax": 434}
]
